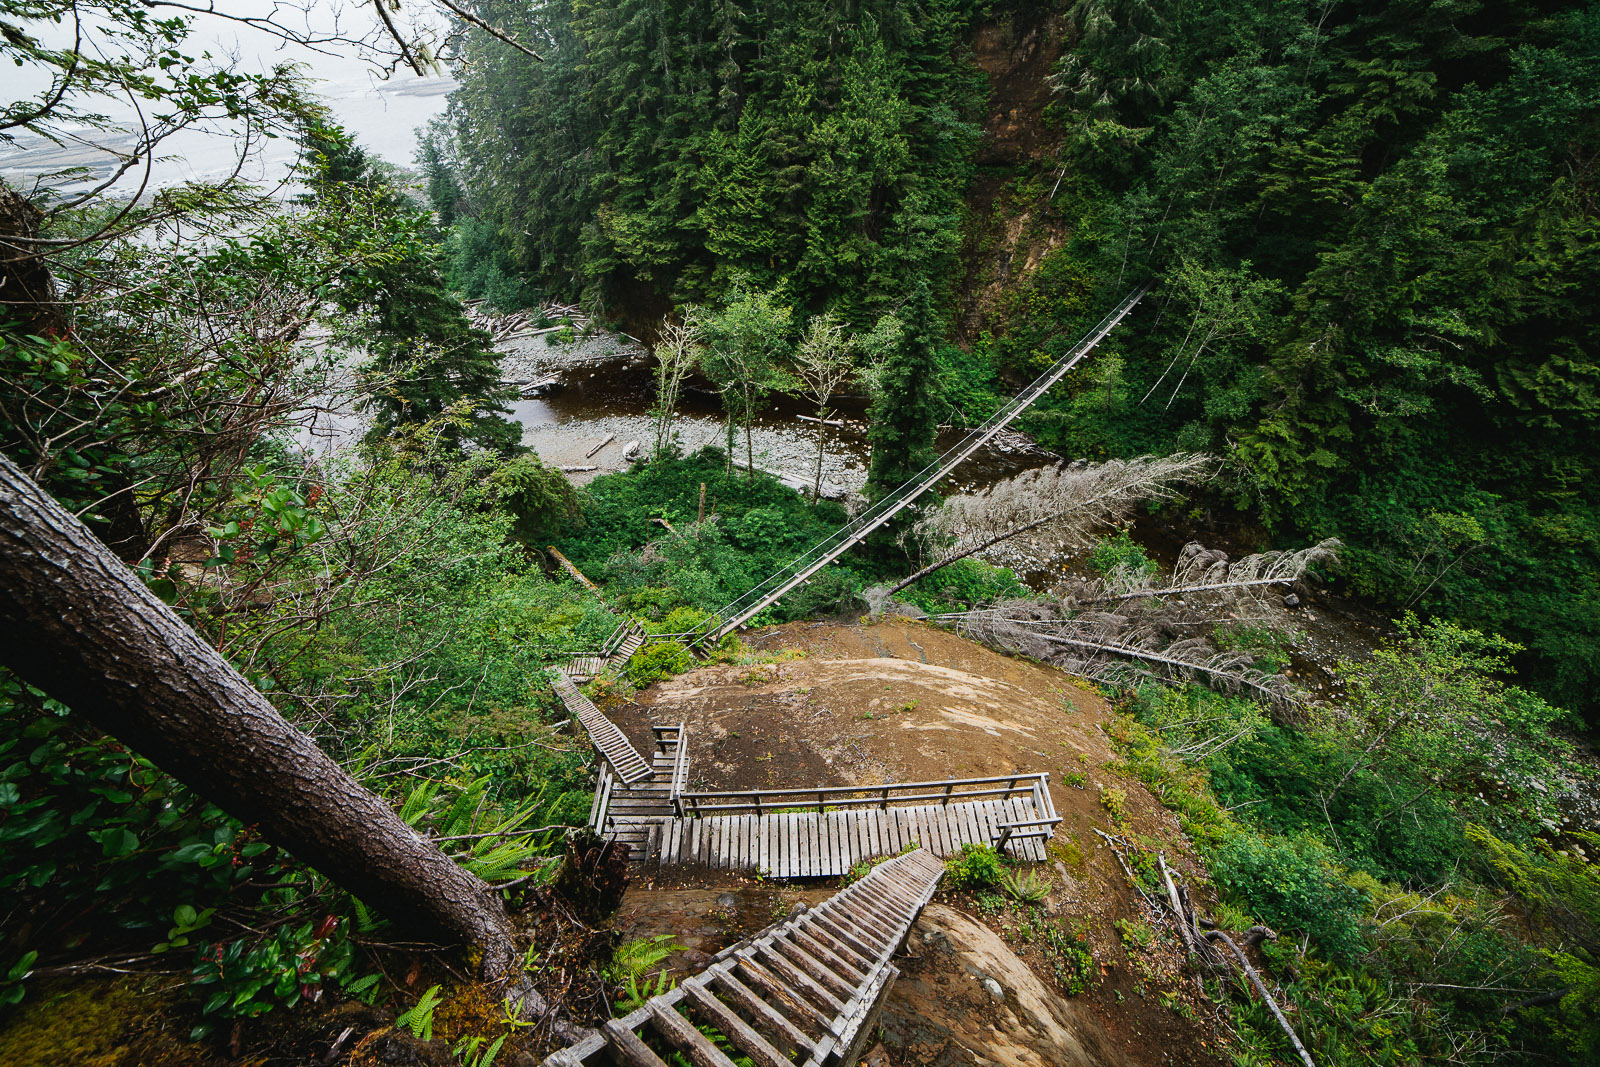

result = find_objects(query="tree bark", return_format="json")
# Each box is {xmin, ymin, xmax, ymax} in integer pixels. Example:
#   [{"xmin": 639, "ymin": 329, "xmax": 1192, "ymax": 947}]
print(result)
[{"xmin": 0, "ymin": 450, "xmax": 518, "ymax": 978}]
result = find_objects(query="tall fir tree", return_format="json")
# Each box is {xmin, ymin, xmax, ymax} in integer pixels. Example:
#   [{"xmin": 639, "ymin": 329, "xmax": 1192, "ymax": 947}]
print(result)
[
  {"xmin": 866, "ymin": 279, "xmax": 940, "ymax": 497},
  {"xmin": 297, "ymin": 121, "xmax": 522, "ymax": 457}
]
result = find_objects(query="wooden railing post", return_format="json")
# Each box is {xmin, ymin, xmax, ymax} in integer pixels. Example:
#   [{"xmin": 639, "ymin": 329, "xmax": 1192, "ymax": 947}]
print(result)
[{"xmin": 942, "ymin": 782, "xmax": 953, "ymax": 806}]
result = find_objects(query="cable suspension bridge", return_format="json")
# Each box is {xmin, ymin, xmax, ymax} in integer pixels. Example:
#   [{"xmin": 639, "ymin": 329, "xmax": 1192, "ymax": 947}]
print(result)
[{"xmin": 681, "ymin": 287, "xmax": 1148, "ymax": 649}]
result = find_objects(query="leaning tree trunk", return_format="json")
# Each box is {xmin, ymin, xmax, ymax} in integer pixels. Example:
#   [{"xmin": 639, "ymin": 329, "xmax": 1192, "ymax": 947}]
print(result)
[{"xmin": 0, "ymin": 450, "xmax": 519, "ymax": 979}]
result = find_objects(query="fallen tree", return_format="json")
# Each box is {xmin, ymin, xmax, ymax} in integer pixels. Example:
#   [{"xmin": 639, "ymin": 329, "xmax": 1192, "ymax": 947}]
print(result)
[
  {"xmin": 884, "ymin": 453, "xmax": 1215, "ymax": 597},
  {"xmin": 0, "ymin": 450, "xmax": 523, "ymax": 982}
]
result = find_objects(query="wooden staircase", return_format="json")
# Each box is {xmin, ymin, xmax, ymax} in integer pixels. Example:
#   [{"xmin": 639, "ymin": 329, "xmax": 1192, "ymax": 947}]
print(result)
[
  {"xmin": 560, "ymin": 620, "xmax": 649, "ymax": 683},
  {"xmin": 542, "ymin": 848, "xmax": 945, "ymax": 1067},
  {"xmin": 547, "ymin": 669, "xmax": 654, "ymax": 785},
  {"xmin": 589, "ymin": 726, "xmax": 683, "ymax": 855}
]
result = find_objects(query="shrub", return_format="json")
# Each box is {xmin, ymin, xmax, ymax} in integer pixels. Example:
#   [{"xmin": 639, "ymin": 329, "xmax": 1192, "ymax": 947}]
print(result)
[
  {"xmin": 487, "ymin": 455, "xmax": 580, "ymax": 543},
  {"xmin": 626, "ymin": 641, "xmax": 692, "ymax": 685},
  {"xmin": 945, "ymin": 842, "xmax": 1004, "ymax": 889},
  {"xmin": 1208, "ymin": 833, "xmax": 1366, "ymax": 963},
  {"xmin": 1086, "ymin": 530, "xmax": 1158, "ymax": 577}
]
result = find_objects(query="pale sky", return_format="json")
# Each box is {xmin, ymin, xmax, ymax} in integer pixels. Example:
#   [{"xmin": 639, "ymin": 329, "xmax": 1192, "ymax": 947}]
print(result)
[{"xmin": 2, "ymin": 2, "xmax": 459, "ymax": 194}]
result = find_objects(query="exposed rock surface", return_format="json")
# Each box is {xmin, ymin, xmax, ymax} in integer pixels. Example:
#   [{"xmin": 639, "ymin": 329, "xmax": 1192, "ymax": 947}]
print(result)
[{"xmin": 882, "ymin": 904, "xmax": 1134, "ymax": 1067}]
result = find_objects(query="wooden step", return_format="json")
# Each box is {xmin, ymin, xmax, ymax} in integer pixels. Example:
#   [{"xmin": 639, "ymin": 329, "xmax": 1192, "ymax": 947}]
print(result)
[{"xmin": 541, "ymin": 849, "xmax": 944, "ymax": 1067}]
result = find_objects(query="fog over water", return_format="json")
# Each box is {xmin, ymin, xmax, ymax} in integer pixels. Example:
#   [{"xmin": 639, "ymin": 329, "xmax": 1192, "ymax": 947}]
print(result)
[{"xmin": 1, "ymin": 8, "xmax": 455, "ymax": 193}]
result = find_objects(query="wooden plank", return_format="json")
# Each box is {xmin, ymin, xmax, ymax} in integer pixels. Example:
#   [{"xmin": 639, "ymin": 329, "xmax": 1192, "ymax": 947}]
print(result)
[
  {"xmin": 754, "ymin": 945, "xmax": 845, "ymax": 1013},
  {"xmin": 804, "ymin": 913, "xmax": 881, "ymax": 965},
  {"xmin": 680, "ymin": 982, "xmax": 790, "ymax": 1067},
  {"xmin": 800, "ymin": 815, "xmax": 814, "ymax": 878},
  {"xmin": 757, "ymin": 814, "xmax": 770, "ymax": 877},
  {"xmin": 708, "ymin": 970, "xmax": 814, "ymax": 1055},
  {"xmin": 735, "ymin": 957, "xmax": 829, "ymax": 1029},
  {"xmin": 793, "ymin": 920, "xmax": 872, "ymax": 973},
  {"xmin": 788, "ymin": 926, "xmax": 868, "ymax": 982},
  {"xmin": 771, "ymin": 938, "xmax": 855, "ymax": 999},
  {"xmin": 959, "ymin": 802, "xmax": 985, "ymax": 851},
  {"xmin": 742, "ymin": 814, "xmax": 755, "ymax": 871},
  {"xmin": 647, "ymin": 1001, "xmax": 739, "ymax": 1067},
  {"xmin": 602, "ymin": 1019, "xmax": 670, "ymax": 1067}
]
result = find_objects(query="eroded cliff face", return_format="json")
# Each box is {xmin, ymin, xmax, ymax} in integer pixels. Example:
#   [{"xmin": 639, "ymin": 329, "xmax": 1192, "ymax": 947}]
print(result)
[{"xmin": 957, "ymin": 11, "xmax": 1076, "ymax": 341}]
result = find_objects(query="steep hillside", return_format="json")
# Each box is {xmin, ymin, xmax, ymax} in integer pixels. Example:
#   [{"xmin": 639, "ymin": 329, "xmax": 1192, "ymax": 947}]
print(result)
[{"xmin": 599, "ymin": 618, "xmax": 1235, "ymax": 1067}]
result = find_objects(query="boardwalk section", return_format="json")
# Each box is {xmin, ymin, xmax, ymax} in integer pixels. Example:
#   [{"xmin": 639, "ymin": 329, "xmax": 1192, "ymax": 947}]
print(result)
[
  {"xmin": 548, "ymin": 669, "xmax": 655, "ymax": 785},
  {"xmin": 594, "ymin": 769, "xmax": 1060, "ymax": 875},
  {"xmin": 543, "ymin": 848, "xmax": 945, "ymax": 1067},
  {"xmin": 561, "ymin": 619, "xmax": 648, "ymax": 683}
]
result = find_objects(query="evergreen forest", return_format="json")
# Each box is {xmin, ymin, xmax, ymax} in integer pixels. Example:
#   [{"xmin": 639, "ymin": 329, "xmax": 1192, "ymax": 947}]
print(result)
[{"xmin": 2, "ymin": 2, "xmax": 1598, "ymax": 1067}]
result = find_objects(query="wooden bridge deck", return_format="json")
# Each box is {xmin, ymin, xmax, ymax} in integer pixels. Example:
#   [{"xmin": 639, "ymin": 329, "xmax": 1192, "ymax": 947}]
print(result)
[
  {"xmin": 548, "ymin": 669, "xmax": 654, "ymax": 785},
  {"xmin": 593, "ymin": 756, "xmax": 1059, "ymax": 875},
  {"xmin": 543, "ymin": 848, "xmax": 945, "ymax": 1067},
  {"xmin": 619, "ymin": 796, "xmax": 1052, "ymax": 876}
]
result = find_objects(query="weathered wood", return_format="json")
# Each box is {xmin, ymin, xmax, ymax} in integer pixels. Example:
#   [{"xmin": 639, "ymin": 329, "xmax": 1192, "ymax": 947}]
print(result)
[
  {"xmin": 585, "ymin": 433, "xmax": 616, "ymax": 458},
  {"xmin": 709, "ymin": 970, "xmax": 815, "ymax": 1055},
  {"xmin": 648, "ymin": 1002, "xmax": 739, "ymax": 1067},
  {"xmin": 737, "ymin": 956, "xmax": 830, "ymax": 1028},
  {"xmin": 755, "ymin": 945, "xmax": 846, "ymax": 1013},
  {"xmin": 602, "ymin": 1020, "xmax": 670, "ymax": 1067},
  {"xmin": 681, "ymin": 982, "xmax": 792, "ymax": 1067}
]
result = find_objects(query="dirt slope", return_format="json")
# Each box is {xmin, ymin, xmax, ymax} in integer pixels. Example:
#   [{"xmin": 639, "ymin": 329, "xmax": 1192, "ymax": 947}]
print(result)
[{"xmin": 602, "ymin": 618, "xmax": 1232, "ymax": 1067}]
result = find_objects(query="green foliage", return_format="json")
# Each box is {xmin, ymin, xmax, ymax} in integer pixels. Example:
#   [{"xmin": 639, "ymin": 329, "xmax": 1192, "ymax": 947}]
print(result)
[
  {"xmin": 487, "ymin": 455, "xmax": 581, "ymax": 543},
  {"xmin": 558, "ymin": 448, "xmax": 850, "ymax": 620},
  {"xmin": 1208, "ymin": 834, "xmax": 1366, "ymax": 964},
  {"xmin": 866, "ymin": 280, "xmax": 941, "ymax": 497},
  {"xmin": 893, "ymin": 557, "xmax": 1026, "ymax": 614},
  {"xmin": 944, "ymin": 842, "xmax": 1004, "ymax": 889},
  {"xmin": 1130, "ymin": 683, "xmax": 1267, "ymax": 764},
  {"xmin": 1469, "ymin": 826, "xmax": 1600, "ymax": 1059},
  {"xmin": 1213, "ymin": 626, "xmax": 1293, "ymax": 674},
  {"xmin": 608, "ymin": 935, "xmax": 684, "ymax": 985},
  {"xmin": 1085, "ymin": 530, "xmax": 1158, "ymax": 578},
  {"xmin": 297, "ymin": 121, "xmax": 522, "ymax": 457},
  {"xmin": 431, "ymin": 0, "xmax": 985, "ymax": 314},
  {"xmin": 626, "ymin": 642, "xmax": 693, "ymax": 685},
  {"xmin": 191, "ymin": 917, "xmax": 363, "ymax": 1023},
  {"xmin": 394, "ymin": 984, "xmax": 444, "ymax": 1040},
  {"xmin": 1014, "ymin": 907, "xmax": 1095, "ymax": 996},
  {"xmin": 1098, "ymin": 785, "xmax": 1128, "ymax": 823},
  {"xmin": 698, "ymin": 285, "xmax": 794, "ymax": 474},
  {"xmin": 1002, "ymin": 869, "xmax": 1051, "ymax": 904}
]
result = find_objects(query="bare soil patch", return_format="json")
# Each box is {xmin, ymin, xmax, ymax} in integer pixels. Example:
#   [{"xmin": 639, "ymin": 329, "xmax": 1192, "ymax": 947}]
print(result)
[{"xmin": 599, "ymin": 618, "xmax": 1233, "ymax": 1067}]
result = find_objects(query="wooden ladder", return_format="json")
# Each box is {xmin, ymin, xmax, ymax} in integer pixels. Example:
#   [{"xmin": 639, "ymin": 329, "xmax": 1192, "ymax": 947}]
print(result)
[
  {"xmin": 543, "ymin": 848, "xmax": 945, "ymax": 1067},
  {"xmin": 548, "ymin": 670, "xmax": 654, "ymax": 785}
]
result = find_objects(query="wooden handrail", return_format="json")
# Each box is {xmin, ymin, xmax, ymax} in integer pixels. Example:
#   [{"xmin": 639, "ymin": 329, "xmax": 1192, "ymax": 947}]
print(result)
[
  {"xmin": 682, "ymin": 771, "xmax": 1046, "ymax": 801},
  {"xmin": 675, "ymin": 773, "xmax": 1051, "ymax": 816}
]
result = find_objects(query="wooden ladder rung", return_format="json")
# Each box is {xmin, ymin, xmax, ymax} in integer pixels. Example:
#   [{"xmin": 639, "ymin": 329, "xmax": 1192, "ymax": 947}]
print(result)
[
  {"xmin": 680, "ymin": 982, "xmax": 791, "ymax": 1067},
  {"xmin": 602, "ymin": 1019, "xmax": 669, "ymax": 1067},
  {"xmin": 647, "ymin": 1002, "xmax": 739, "ymax": 1067}
]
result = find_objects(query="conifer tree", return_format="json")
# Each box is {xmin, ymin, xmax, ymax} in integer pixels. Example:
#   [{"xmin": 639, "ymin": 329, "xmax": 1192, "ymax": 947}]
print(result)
[
  {"xmin": 298, "ymin": 122, "xmax": 522, "ymax": 457},
  {"xmin": 866, "ymin": 279, "xmax": 941, "ymax": 497}
]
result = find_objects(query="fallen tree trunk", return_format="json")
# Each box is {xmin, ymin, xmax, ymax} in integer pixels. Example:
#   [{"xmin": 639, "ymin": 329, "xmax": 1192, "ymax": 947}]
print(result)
[
  {"xmin": 0, "ymin": 450, "xmax": 521, "ymax": 980},
  {"xmin": 1205, "ymin": 929, "xmax": 1317, "ymax": 1067}
]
